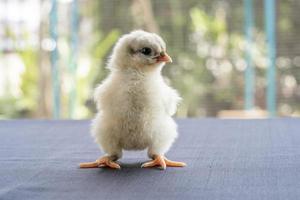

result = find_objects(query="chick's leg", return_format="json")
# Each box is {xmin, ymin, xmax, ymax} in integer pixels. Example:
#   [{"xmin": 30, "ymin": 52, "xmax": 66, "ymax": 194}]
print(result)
[
  {"xmin": 80, "ymin": 155, "xmax": 121, "ymax": 169},
  {"xmin": 141, "ymin": 155, "xmax": 186, "ymax": 170}
]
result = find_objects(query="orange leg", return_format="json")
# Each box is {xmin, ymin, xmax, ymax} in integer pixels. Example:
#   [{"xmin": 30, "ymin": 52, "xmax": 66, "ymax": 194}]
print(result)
[
  {"xmin": 79, "ymin": 156, "xmax": 121, "ymax": 169},
  {"xmin": 141, "ymin": 155, "xmax": 186, "ymax": 170}
]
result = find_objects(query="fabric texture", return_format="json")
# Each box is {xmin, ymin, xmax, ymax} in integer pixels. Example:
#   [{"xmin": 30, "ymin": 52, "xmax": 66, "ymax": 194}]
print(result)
[{"xmin": 0, "ymin": 119, "xmax": 299, "ymax": 200}]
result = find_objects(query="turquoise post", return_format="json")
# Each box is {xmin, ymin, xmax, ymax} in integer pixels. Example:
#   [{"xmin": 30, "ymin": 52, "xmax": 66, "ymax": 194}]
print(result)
[
  {"xmin": 264, "ymin": 0, "xmax": 277, "ymax": 116},
  {"xmin": 69, "ymin": 0, "xmax": 79, "ymax": 118},
  {"xmin": 244, "ymin": 0, "xmax": 255, "ymax": 110},
  {"xmin": 50, "ymin": 0, "xmax": 60, "ymax": 118}
]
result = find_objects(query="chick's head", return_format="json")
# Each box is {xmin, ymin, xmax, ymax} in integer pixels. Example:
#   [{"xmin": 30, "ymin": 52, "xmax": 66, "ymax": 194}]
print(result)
[{"xmin": 108, "ymin": 30, "xmax": 172, "ymax": 70}]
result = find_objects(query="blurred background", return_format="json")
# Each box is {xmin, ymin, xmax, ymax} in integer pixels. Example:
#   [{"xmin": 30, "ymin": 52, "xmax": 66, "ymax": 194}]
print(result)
[{"xmin": 0, "ymin": 0, "xmax": 299, "ymax": 119}]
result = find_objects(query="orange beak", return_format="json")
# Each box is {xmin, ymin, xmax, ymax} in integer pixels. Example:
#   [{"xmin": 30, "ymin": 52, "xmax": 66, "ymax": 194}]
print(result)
[{"xmin": 156, "ymin": 52, "xmax": 172, "ymax": 63}]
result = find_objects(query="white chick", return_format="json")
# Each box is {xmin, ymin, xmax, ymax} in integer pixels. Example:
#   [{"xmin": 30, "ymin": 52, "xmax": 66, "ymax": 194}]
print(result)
[{"xmin": 80, "ymin": 30, "xmax": 186, "ymax": 170}]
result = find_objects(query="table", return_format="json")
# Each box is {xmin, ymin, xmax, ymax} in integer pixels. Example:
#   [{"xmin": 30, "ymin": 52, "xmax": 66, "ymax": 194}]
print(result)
[{"xmin": 0, "ymin": 119, "xmax": 300, "ymax": 200}]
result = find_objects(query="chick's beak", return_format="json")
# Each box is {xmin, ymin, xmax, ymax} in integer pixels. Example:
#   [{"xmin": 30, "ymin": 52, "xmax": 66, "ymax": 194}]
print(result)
[{"xmin": 157, "ymin": 52, "xmax": 172, "ymax": 63}]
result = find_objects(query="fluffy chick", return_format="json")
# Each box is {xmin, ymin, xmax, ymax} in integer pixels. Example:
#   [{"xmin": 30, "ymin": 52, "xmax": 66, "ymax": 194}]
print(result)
[{"xmin": 80, "ymin": 30, "xmax": 186, "ymax": 170}]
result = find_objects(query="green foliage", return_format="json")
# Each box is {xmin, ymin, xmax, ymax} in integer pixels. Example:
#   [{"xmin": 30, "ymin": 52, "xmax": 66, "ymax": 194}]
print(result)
[
  {"xmin": 18, "ymin": 49, "xmax": 39, "ymax": 117},
  {"xmin": 190, "ymin": 8, "xmax": 226, "ymax": 39},
  {"xmin": 91, "ymin": 29, "xmax": 121, "ymax": 84},
  {"xmin": 2, "ymin": 0, "xmax": 299, "ymax": 118},
  {"xmin": 165, "ymin": 7, "xmax": 247, "ymax": 116},
  {"xmin": 82, "ymin": 29, "xmax": 121, "ymax": 114},
  {"xmin": 19, "ymin": 50, "xmax": 38, "ymax": 101},
  {"xmin": 0, "ymin": 97, "xmax": 20, "ymax": 118},
  {"xmin": 0, "ymin": 49, "xmax": 38, "ymax": 118}
]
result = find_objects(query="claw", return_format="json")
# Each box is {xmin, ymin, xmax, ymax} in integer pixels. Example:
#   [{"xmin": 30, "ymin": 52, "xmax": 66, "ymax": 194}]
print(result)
[
  {"xmin": 79, "ymin": 161, "xmax": 99, "ymax": 168},
  {"xmin": 141, "ymin": 155, "xmax": 186, "ymax": 170},
  {"xmin": 80, "ymin": 156, "xmax": 121, "ymax": 169},
  {"xmin": 164, "ymin": 157, "xmax": 187, "ymax": 167}
]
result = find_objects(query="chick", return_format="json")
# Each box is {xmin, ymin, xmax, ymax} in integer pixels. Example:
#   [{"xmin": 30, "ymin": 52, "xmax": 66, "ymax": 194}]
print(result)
[{"xmin": 80, "ymin": 30, "xmax": 186, "ymax": 170}]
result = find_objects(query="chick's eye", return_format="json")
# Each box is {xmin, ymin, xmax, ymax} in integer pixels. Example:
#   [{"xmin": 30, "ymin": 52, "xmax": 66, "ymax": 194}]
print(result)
[{"xmin": 140, "ymin": 47, "xmax": 152, "ymax": 56}]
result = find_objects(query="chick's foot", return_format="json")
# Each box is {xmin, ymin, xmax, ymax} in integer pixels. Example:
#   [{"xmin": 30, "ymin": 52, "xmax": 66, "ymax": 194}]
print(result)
[
  {"xmin": 79, "ymin": 156, "xmax": 121, "ymax": 169},
  {"xmin": 141, "ymin": 155, "xmax": 186, "ymax": 170}
]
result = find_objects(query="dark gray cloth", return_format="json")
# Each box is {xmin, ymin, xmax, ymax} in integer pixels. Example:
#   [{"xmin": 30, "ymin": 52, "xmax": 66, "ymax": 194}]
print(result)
[{"xmin": 0, "ymin": 119, "xmax": 300, "ymax": 200}]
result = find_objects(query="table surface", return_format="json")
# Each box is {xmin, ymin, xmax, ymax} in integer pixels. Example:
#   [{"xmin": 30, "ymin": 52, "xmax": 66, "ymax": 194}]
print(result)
[{"xmin": 0, "ymin": 119, "xmax": 300, "ymax": 200}]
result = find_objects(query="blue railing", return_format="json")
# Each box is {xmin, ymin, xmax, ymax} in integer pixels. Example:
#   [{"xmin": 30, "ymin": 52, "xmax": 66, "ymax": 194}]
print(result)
[{"xmin": 244, "ymin": 0, "xmax": 277, "ymax": 116}]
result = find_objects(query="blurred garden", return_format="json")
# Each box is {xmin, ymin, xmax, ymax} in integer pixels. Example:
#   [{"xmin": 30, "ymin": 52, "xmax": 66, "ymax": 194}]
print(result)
[{"xmin": 0, "ymin": 0, "xmax": 300, "ymax": 119}]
